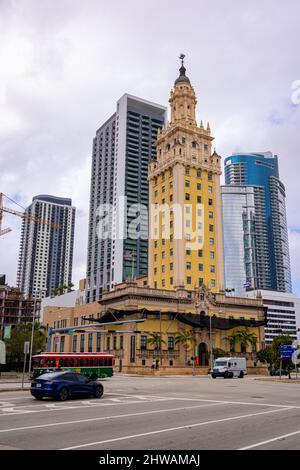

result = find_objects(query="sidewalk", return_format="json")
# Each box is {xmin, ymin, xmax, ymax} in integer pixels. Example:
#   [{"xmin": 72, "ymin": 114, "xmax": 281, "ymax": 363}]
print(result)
[{"xmin": 0, "ymin": 376, "xmax": 31, "ymax": 392}]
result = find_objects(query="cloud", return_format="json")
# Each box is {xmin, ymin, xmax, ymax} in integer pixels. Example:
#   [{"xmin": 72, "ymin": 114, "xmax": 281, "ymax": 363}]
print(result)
[
  {"xmin": 289, "ymin": 229, "xmax": 300, "ymax": 293},
  {"xmin": 0, "ymin": 0, "xmax": 300, "ymax": 298}
]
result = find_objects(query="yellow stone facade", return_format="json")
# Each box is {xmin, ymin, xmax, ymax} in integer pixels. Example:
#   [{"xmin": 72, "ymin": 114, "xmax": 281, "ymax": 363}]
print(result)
[
  {"xmin": 43, "ymin": 279, "xmax": 267, "ymax": 375},
  {"xmin": 148, "ymin": 59, "xmax": 224, "ymax": 292}
]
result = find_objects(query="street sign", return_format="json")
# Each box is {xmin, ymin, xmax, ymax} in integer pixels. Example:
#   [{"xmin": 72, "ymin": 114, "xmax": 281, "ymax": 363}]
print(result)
[
  {"xmin": 280, "ymin": 344, "xmax": 296, "ymax": 360},
  {"xmin": 67, "ymin": 329, "xmax": 75, "ymax": 335},
  {"xmin": 0, "ymin": 341, "xmax": 6, "ymax": 364},
  {"xmin": 3, "ymin": 325, "xmax": 11, "ymax": 339},
  {"xmin": 24, "ymin": 341, "xmax": 30, "ymax": 355}
]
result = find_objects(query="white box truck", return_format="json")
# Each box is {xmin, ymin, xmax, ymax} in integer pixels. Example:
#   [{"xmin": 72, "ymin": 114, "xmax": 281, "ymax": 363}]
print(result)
[{"xmin": 211, "ymin": 357, "xmax": 247, "ymax": 379}]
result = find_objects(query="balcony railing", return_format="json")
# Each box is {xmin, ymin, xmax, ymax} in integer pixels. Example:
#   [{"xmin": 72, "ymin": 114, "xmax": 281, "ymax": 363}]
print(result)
[{"xmin": 136, "ymin": 349, "xmax": 180, "ymax": 359}]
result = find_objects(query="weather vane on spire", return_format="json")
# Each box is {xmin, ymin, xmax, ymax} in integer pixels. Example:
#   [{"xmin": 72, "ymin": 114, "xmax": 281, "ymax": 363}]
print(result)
[{"xmin": 179, "ymin": 53, "xmax": 185, "ymax": 66}]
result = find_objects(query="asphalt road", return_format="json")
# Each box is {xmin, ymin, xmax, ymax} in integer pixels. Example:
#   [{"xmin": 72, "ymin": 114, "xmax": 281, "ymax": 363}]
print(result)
[{"xmin": 0, "ymin": 374, "xmax": 299, "ymax": 450}]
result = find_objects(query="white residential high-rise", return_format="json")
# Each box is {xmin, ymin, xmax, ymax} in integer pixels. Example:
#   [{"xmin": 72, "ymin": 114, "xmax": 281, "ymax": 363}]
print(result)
[
  {"xmin": 17, "ymin": 195, "xmax": 76, "ymax": 298},
  {"xmin": 246, "ymin": 290, "xmax": 299, "ymax": 345}
]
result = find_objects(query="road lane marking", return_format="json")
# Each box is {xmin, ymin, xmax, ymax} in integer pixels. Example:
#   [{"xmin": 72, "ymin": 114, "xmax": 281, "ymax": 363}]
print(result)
[
  {"xmin": 0, "ymin": 398, "xmax": 174, "ymax": 417},
  {"xmin": 0, "ymin": 401, "xmax": 157, "ymax": 416},
  {"xmin": 61, "ymin": 407, "xmax": 294, "ymax": 450},
  {"xmin": 0, "ymin": 393, "xmax": 299, "ymax": 417},
  {"xmin": 128, "ymin": 395, "xmax": 300, "ymax": 409},
  {"xmin": 0, "ymin": 394, "xmax": 299, "ymax": 417},
  {"xmin": 0, "ymin": 402, "xmax": 225, "ymax": 433},
  {"xmin": 239, "ymin": 429, "xmax": 300, "ymax": 450}
]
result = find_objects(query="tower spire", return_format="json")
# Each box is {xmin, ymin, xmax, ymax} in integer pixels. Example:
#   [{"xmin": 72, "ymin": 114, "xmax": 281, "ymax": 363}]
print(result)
[{"xmin": 175, "ymin": 53, "xmax": 190, "ymax": 85}]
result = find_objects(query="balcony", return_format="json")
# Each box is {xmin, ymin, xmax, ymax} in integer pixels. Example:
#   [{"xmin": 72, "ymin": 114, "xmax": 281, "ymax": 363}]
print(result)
[{"xmin": 136, "ymin": 349, "xmax": 179, "ymax": 359}]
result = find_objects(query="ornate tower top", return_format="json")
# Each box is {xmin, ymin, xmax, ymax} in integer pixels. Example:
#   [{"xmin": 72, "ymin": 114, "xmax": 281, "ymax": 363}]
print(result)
[
  {"xmin": 175, "ymin": 53, "xmax": 191, "ymax": 85},
  {"xmin": 170, "ymin": 54, "xmax": 196, "ymax": 125}
]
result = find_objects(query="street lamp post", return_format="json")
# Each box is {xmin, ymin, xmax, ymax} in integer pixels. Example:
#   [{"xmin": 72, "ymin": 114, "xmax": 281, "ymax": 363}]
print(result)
[
  {"xmin": 209, "ymin": 315, "xmax": 213, "ymax": 372},
  {"xmin": 28, "ymin": 290, "xmax": 43, "ymax": 377}
]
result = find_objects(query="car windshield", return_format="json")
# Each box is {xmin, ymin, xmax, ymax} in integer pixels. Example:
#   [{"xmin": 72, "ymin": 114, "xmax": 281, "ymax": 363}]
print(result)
[
  {"xmin": 37, "ymin": 372, "xmax": 63, "ymax": 380},
  {"xmin": 215, "ymin": 361, "xmax": 227, "ymax": 366}
]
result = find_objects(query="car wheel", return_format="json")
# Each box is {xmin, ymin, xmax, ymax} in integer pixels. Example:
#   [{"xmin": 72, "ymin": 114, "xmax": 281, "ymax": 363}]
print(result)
[
  {"xmin": 211, "ymin": 374, "xmax": 216, "ymax": 379},
  {"xmin": 224, "ymin": 371, "xmax": 229, "ymax": 379},
  {"xmin": 238, "ymin": 371, "xmax": 244, "ymax": 379},
  {"xmin": 58, "ymin": 387, "xmax": 69, "ymax": 401},
  {"xmin": 34, "ymin": 395, "xmax": 43, "ymax": 400},
  {"xmin": 94, "ymin": 384, "xmax": 104, "ymax": 399}
]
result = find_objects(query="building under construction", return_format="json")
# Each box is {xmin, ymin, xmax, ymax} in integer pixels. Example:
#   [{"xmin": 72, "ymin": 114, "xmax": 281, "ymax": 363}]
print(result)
[{"xmin": 0, "ymin": 275, "xmax": 36, "ymax": 335}]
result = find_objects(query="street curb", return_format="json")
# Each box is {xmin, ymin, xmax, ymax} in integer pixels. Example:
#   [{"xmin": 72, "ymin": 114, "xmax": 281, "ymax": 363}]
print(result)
[
  {"xmin": 255, "ymin": 378, "xmax": 300, "ymax": 384},
  {"xmin": 0, "ymin": 388, "xmax": 29, "ymax": 392}
]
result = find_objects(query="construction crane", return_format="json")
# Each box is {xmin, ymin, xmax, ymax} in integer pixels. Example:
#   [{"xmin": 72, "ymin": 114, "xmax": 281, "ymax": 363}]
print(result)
[{"xmin": 0, "ymin": 192, "xmax": 61, "ymax": 236}]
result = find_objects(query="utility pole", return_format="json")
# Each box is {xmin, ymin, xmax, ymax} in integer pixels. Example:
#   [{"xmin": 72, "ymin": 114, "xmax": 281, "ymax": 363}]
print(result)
[
  {"xmin": 28, "ymin": 297, "xmax": 37, "ymax": 378},
  {"xmin": 209, "ymin": 315, "xmax": 214, "ymax": 372},
  {"xmin": 159, "ymin": 310, "xmax": 162, "ymax": 368},
  {"xmin": 28, "ymin": 290, "xmax": 42, "ymax": 377}
]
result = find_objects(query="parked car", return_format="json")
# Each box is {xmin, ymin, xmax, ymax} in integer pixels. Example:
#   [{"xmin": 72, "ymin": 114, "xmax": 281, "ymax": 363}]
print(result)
[
  {"xmin": 270, "ymin": 369, "xmax": 289, "ymax": 376},
  {"xmin": 30, "ymin": 371, "xmax": 104, "ymax": 401}
]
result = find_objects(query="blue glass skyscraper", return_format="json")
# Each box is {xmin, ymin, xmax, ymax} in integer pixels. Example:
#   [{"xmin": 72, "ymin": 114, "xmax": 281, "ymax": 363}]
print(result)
[{"xmin": 222, "ymin": 152, "xmax": 291, "ymax": 295}]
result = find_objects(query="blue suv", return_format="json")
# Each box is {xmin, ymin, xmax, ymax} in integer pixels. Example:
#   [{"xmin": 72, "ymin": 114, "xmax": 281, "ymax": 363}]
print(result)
[{"xmin": 30, "ymin": 371, "xmax": 104, "ymax": 401}]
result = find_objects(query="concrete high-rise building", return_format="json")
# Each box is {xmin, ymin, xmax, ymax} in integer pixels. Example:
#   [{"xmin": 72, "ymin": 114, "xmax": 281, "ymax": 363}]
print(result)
[
  {"xmin": 222, "ymin": 152, "xmax": 292, "ymax": 295},
  {"xmin": 17, "ymin": 195, "xmax": 75, "ymax": 298},
  {"xmin": 246, "ymin": 290, "xmax": 299, "ymax": 345},
  {"xmin": 86, "ymin": 94, "xmax": 166, "ymax": 303},
  {"xmin": 148, "ymin": 57, "xmax": 224, "ymax": 291},
  {"xmin": 0, "ymin": 274, "xmax": 36, "ymax": 334}
]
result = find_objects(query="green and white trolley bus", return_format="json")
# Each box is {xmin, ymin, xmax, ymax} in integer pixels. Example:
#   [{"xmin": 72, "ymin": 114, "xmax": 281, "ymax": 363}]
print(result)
[{"xmin": 32, "ymin": 352, "xmax": 114, "ymax": 379}]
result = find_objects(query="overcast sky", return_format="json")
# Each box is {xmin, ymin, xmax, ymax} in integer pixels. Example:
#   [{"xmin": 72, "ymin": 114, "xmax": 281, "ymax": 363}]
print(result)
[{"xmin": 0, "ymin": 0, "xmax": 299, "ymax": 297}]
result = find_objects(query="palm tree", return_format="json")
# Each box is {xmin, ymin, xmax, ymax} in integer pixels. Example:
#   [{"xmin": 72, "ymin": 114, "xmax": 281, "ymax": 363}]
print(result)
[
  {"xmin": 147, "ymin": 332, "xmax": 166, "ymax": 353},
  {"xmin": 224, "ymin": 333, "xmax": 238, "ymax": 352},
  {"xmin": 67, "ymin": 282, "xmax": 74, "ymax": 292},
  {"xmin": 175, "ymin": 329, "xmax": 195, "ymax": 365},
  {"xmin": 51, "ymin": 287, "xmax": 59, "ymax": 297},
  {"xmin": 57, "ymin": 286, "xmax": 64, "ymax": 296},
  {"xmin": 225, "ymin": 329, "xmax": 257, "ymax": 354}
]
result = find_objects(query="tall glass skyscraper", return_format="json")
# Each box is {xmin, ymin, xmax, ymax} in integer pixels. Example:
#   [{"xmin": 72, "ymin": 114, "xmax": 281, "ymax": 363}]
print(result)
[
  {"xmin": 222, "ymin": 152, "xmax": 291, "ymax": 296},
  {"xmin": 86, "ymin": 94, "xmax": 166, "ymax": 303}
]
